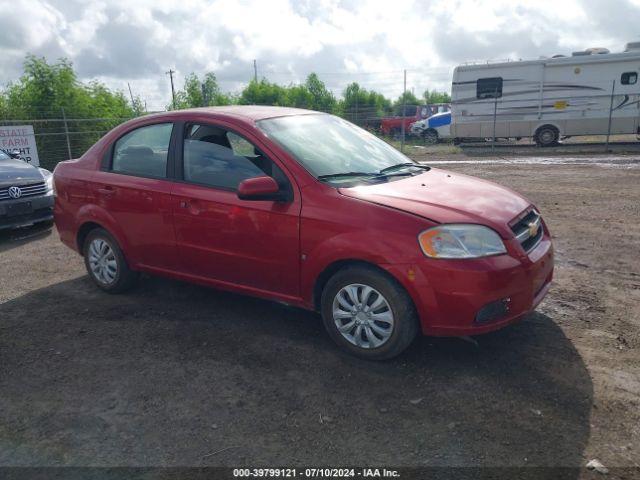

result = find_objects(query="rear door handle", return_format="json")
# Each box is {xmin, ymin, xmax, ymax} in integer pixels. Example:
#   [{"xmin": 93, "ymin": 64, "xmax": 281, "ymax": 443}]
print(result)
[{"xmin": 179, "ymin": 200, "xmax": 189, "ymax": 208}]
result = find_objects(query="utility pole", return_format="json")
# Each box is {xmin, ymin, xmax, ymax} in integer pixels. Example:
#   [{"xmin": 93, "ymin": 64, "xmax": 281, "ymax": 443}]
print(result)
[
  {"xmin": 253, "ymin": 59, "xmax": 258, "ymax": 82},
  {"xmin": 201, "ymin": 82, "xmax": 208, "ymax": 107},
  {"xmin": 166, "ymin": 69, "xmax": 176, "ymax": 109},
  {"xmin": 401, "ymin": 69, "xmax": 407, "ymax": 153},
  {"xmin": 127, "ymin": 82, "xmax": 136, "ymax": 110}
]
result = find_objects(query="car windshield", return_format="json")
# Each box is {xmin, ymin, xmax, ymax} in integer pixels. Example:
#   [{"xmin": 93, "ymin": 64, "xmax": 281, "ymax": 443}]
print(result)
[
  {"xmin": 0, "ymin": 151, "xmax": 10, "ymax": 160},
  {"xmin": 257, "ymin": 114, "xmax": 423, "ymax": 185}
]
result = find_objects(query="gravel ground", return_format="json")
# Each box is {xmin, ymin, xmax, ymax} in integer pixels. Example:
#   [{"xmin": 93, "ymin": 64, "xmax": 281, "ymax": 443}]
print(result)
[{"xmin": 0, "ymin": 155, "xmax": 638, "ymax": 478}]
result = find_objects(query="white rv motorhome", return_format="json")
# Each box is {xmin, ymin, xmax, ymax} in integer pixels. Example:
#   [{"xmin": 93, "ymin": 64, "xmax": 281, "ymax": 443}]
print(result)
[{"xmin": 450, "ymin": 42, "xmax": 640, "ymax": 146}]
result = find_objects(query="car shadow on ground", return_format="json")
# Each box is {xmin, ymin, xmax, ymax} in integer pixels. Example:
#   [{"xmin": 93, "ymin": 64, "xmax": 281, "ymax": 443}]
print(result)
[
  {"xmin": 0, "ymin": 223, "xmax": 52, "ymax": 254},
  {"xmin": 0, "ymin": 275, "xmax": 592, "ymax": 477}
]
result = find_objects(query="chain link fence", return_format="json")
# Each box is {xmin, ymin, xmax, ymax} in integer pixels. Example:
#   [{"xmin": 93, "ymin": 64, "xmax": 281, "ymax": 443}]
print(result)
[
  {"xmin": 1, "ymin": 104, "xmax": 451, "ymax": 171},
  {"xmin": 1, "ymin": 108, "xmax": 136, "ymax": 170}
]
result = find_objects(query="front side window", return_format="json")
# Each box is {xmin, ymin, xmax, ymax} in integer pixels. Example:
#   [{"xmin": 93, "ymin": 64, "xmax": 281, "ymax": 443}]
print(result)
[
  {"xmin": 112, "ymin": 123, "xmax": 173, "ymax": 178},
  {"xmin": 621, "ymin": 71, "xmax": 638, "ymax": 85},
  {"xmin": 183, "ymin": 124, "xmax": 278, "ymax": 190},
  {"xmin": 476, "ymin": 77, "xmax": 503, "ymax": 99},
  {"xmin": 257, "ymin": 114, "xmax": 418, "ymax": 184}
]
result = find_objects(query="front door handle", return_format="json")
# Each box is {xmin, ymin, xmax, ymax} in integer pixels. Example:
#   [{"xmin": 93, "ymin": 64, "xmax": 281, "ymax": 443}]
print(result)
[
  {"xmin": 179, "ymin": 200, "xmax": 189, "ymax": 208},
  {"xmin": 97, "ymin": 186, "xmax": 115, "ymax": 197}
]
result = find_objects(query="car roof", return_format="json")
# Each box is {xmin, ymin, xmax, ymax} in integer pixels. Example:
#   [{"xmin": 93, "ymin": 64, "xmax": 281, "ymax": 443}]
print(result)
[{"xmin": 148, "ymin": 105, "xmax": 321, "ymax": 123}]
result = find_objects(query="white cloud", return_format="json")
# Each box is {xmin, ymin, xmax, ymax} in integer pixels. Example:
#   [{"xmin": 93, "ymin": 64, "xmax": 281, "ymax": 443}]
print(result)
[{"xmin": 2, "ymin": 0, "xmax": 639, "ymax": 109}]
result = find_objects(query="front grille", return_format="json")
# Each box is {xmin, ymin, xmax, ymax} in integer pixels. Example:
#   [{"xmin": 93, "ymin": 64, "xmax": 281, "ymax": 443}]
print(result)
[
  {"xmin": 510, "ymin": 208, "xmax": 544, "ymax": 253},
  {"xmin": 0, "ymin": 181, "xmax": 47, "ymax": 201}
]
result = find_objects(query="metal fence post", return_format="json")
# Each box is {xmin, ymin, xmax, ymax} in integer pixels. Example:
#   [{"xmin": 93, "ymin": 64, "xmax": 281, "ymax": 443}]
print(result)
[
  {"xmin": 605, "ymin": 80, "xmax": 615, "ymax": 152},
  {"xmin": 492, "ymin": 91, "xmax": 498, "ymax": 151},
  {"xmin": 401, "ymin": 69, "xmax": 406, "ymax": 153},
  {"xmin": 61, "ymin": 107, "xmax": 73, "ymax": 160}
]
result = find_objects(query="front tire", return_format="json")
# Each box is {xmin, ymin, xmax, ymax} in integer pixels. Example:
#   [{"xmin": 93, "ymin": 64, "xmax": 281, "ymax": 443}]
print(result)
[
  {"xmin": 321, "ymin": 265, "xmax": 419, "ymax": 360},
  {"xmin": 83, "ymin": 228, "xmax": 138, "ymax": 293}
]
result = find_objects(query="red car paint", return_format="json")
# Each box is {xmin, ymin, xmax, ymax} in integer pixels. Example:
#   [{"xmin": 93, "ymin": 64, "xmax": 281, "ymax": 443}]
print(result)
[{"xmin": 54, "ymin": 106, "xmax": 553, "ymax": 336}]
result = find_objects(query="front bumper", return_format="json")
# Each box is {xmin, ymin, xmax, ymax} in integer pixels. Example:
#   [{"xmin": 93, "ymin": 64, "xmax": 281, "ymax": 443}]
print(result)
[
  {"xmin": 0, "ymin": 195, "xmax": 54, "ymax": 230},
  {"xmin": 385, "ymin": 235, "xmax": 554, "ymax": 336}
]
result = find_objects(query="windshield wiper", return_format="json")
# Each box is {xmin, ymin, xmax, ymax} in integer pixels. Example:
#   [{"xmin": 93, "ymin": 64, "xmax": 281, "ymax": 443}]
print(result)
[
  {"xmin": 318, "ymin": 171, "xmax": 381, "ymax": 181},
  {"xmin": 318, "ymin": 170, "xmax": 414, "ymax": 183},
  {"xmin": 378, "ymin": 162, "xmax": 430, "ymax": 174}
]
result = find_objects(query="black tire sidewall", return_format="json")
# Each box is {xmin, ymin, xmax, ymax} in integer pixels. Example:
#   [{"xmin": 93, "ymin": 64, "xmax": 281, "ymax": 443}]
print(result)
[
  {"xmin": 536, "ymin": 126, "xmax": 559, "ymax": 146},
  {"xmin": 321, "ymin": 266, "xmax": 418, "ymax": 360},
  {"xmin": 424, "ymin": 130, "xmax": 438, "ymax": 144}
]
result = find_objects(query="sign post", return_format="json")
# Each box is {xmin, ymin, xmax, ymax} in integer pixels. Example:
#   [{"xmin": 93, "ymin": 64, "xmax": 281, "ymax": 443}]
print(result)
[{"xmin": 0, "ymin": 125, "xmax": 40, "ymax": 166}]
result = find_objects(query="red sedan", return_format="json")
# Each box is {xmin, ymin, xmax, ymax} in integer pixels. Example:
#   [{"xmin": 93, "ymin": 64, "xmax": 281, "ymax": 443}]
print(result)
[{"xmin": 53, "ymin": 106, "xmax": 553, "ymax": 359}]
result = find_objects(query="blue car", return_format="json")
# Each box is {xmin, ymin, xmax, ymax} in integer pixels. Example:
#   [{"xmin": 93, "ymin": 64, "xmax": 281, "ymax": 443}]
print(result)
[{"xmin": 411, "ymin": 111, "xmax": 452, "ymax": 144}]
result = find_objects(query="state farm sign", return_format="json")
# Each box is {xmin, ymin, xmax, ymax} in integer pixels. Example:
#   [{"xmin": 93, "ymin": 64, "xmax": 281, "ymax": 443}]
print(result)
[{"xmin": 0, "ymin": 125, "xmax": 40, "ymax": 166}]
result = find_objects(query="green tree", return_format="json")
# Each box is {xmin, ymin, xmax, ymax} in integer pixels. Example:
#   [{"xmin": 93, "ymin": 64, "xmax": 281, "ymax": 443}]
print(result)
[
  {"xmin": 0, "ymin": 55, "xmax": 137, "ymax": 169},
  {"xmin": 304, "ymin": 73, "xmax": 336, "ymax": 112},
  {"xmin": 394, "ymin": 91, "xmax": 420, "ymax": 109},
  {"xmin": 340, "ymin": 82, "xmax": 391, "ymax": 123},
  {"xmin": 238, "ymin": 79, "xmax": 291, "ymax": 106},
  {"xmin": 172, "ymin": 72, "xmax": 231, "ymax": 109},
  {"xmin": 423, "ymin": 89, "xmax": 451, "ymax": 104}
]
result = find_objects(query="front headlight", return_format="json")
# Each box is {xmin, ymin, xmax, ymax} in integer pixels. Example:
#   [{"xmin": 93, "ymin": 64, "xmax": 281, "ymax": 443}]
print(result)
[
  {"xmin": 39, "ymin": 168, "xmax": 54, "ymax": 194},
  {"xmin": 418, "ymin": 224, "xmax": 506, "ymax": 259}
]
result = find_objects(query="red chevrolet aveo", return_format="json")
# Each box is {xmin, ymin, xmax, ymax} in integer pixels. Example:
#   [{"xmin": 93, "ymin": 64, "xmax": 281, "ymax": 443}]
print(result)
[{"xmin": 54, "ymin": 106, "xmax": 553, "ymax": 359}]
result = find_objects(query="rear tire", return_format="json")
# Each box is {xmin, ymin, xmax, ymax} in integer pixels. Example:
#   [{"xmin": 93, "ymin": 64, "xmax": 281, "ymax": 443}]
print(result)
[
  {"xmin": 83, "ymin": 228, "xmax": 138, "ymax": 293},
  {"xmin": 321, "ymin": 265, "xmax": 419, "ymax": 360},
  {"xmin": 423, "ymin": 129, "xmax": 438, "ymax": 145},
  {"xmin": 535, "ymin": 125, "xmax": 559, "ymax": 147}
]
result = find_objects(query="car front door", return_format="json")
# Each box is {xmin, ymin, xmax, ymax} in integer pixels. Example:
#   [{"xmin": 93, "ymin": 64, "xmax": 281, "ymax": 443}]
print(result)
[
  {"xmin": 91, "ymin": 122, "xmax": 178, "ymax": 271},
  {"xmin": 170, "ymin": 122, "xmax": 301, "ymax": 300}
]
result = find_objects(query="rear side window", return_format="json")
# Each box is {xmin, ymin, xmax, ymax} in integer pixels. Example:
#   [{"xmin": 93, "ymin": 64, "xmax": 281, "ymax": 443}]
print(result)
[
  {"xmin": 476, "ymin": 77, "xmax": 503, "ymax": 99},
  {"xmin": 183, "ymin": 124, "xmax": 281, "ymax": 190},
  {"xmin": 621, "ymin": 72, "xmax": 638, "ymax": 85},
  {"xmin": 112, "ymin": 123, "xmax": 173, "ymax": 178}
]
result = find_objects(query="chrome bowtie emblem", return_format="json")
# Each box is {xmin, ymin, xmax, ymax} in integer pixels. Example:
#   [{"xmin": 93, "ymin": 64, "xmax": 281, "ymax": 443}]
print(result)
[
  {"xmin": 8, "ymin": 186, "xmax": 22, "ymax": 199},
  {"xmin": 527, "ymin": 221, "xmax": 539, "ymax": 238}
]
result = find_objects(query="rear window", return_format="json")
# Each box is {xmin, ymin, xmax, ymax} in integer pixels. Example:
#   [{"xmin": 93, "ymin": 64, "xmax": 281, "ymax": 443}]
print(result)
[
  {"xmin": 395, "ymin": 105, "xmax": 418, "ymax": 117},
  {"xmin": 112, "ymin": 123, "xmax": 173, "ymax": 178},
  {"xmin": 476, "ymin": 77, "xmax": 503, "ymax": 99}
]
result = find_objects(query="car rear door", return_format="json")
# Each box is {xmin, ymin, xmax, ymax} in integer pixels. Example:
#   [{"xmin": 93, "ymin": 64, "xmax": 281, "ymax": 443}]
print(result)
[
  {"xmin": 91, "ymin": 122, "xmax": 178, "ymax": 271},
  {"xmin": 170, "ymin": 121, "xmax": 301, "ymax": 300}
]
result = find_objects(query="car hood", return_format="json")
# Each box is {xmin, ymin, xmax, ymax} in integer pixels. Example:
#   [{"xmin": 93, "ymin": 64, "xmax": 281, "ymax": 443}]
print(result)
[
  {"xmin": 338, "ymin": 168, "xmax": 531, "ymax": 237},
  {"xmin": 0, "ymin": 159, "xmax": 44, "ymax": 187}
]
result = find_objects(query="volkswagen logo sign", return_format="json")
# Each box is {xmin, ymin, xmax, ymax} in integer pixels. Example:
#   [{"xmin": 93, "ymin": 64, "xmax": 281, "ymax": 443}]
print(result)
[{"xmin": 8, "ymin": 186, "xmax": 22, "ymax": 199}]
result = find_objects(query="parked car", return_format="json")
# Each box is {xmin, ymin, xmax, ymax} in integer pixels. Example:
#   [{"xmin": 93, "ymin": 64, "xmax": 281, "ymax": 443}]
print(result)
[
  {"xmin": 0, "ymin": 150, "xmax": 54, "ymax": 231},
  {"xmin": 380, "ymin": 103, "xmax": 450, "ymax": 137},
  {"xmin": 53, "ymin": 106, "xmax": 554, "ymax": 359},
  {"xmin": 410, "ymin": 111, "xmax": 452, "ymax": 144}
]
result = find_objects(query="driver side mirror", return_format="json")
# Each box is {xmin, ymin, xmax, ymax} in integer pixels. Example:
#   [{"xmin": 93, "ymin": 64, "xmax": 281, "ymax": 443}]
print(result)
[{"xmin": 237, "ymin": 176, "xmax": 283, "ymax": 201}]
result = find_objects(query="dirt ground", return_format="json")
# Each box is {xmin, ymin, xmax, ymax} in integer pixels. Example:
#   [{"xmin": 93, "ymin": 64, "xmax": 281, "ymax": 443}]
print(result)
[{"xmin": 0, "ymin": 154, "xmax": 639, "ymax": 478}]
